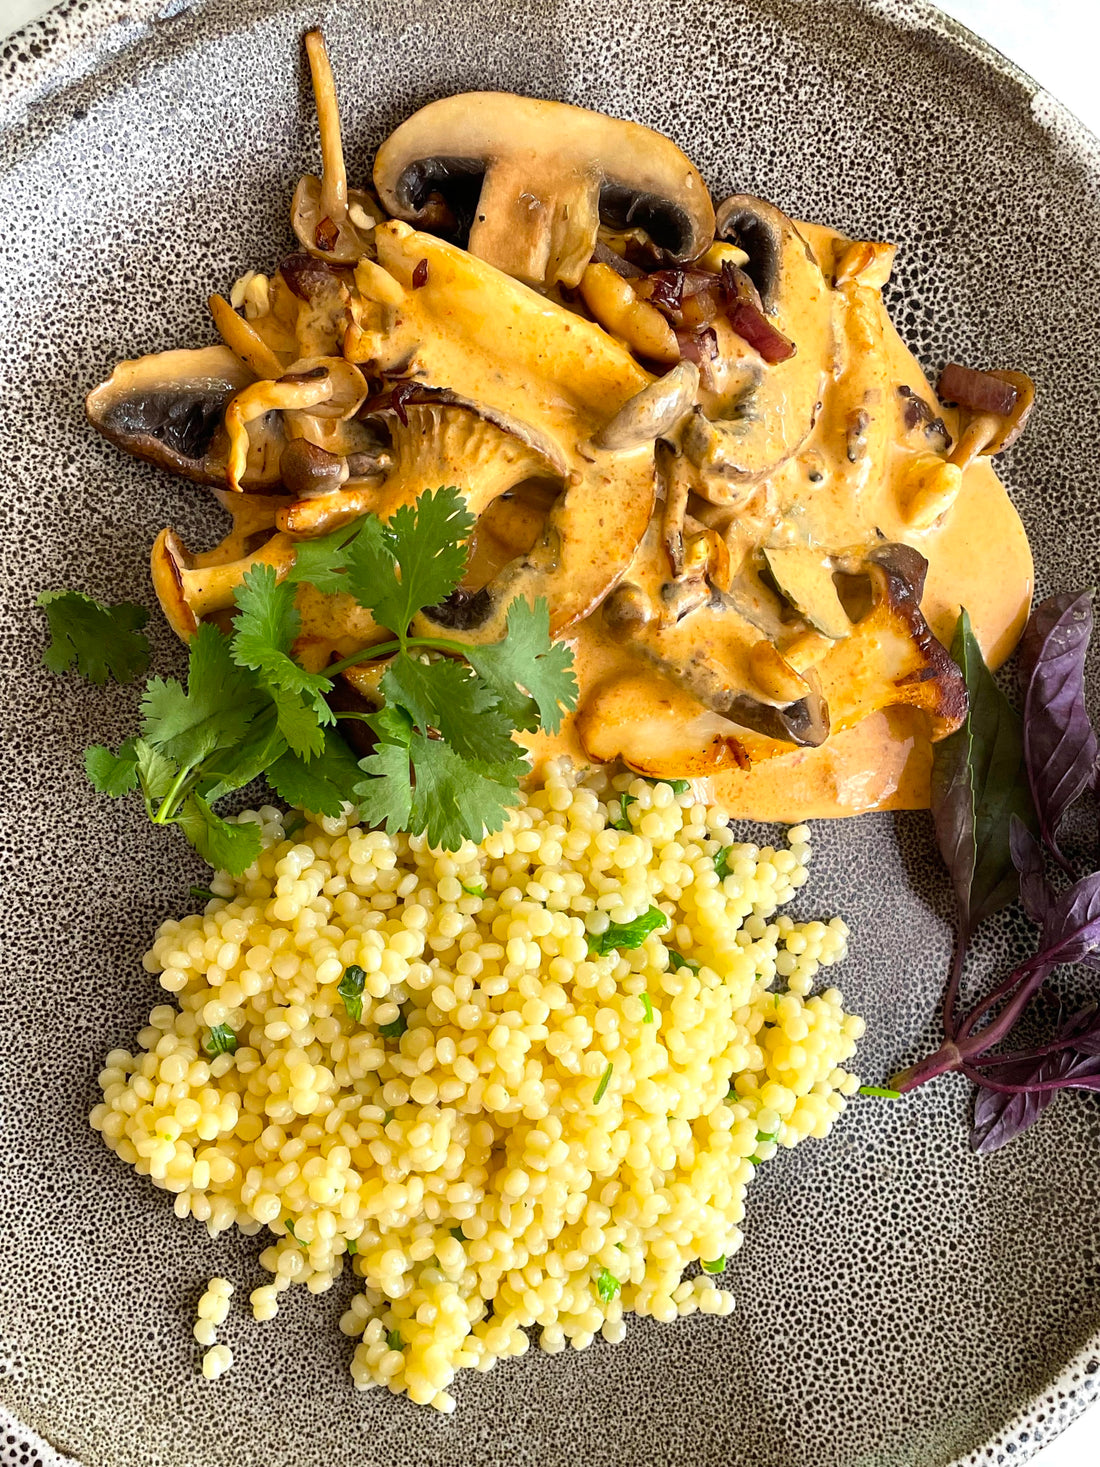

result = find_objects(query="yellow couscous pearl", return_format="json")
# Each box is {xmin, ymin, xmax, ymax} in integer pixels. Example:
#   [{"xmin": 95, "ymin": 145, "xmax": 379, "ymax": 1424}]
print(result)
[{"xmin": 92, "ymin": 766, "xmax": 860, "ymax": 1410}]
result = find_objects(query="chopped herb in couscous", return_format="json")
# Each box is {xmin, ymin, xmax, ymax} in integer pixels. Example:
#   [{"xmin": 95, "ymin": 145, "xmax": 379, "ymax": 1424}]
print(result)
[{"xmin": 91, "ymin": 761, "xmax": 861, "ymax": 1412}]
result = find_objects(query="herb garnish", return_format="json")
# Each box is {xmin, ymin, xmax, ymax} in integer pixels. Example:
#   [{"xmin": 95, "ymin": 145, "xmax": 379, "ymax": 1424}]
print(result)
[
  {"xmin": 378, "ymin": 1011, "xmax": 408, "ymax": 1040},
  {"xmin": 202, "ymin": 1023, "xmax": 237, "ymax": 1057},
  {"xmin": 386, "ymin": 1329, "xmax": 403, "ymax": 1352},
  {"xmin": 595, "ymin": 1267, "xmax": 621, "ymax": 1301},
  {"xmin": 587, "ymin": 908, "xmax": 669, "ymax": 957},
  {"xmin": 701, "ymin": 1256, "xmax": 726, "ymax": 1274},
  {"xmin": 189, "ymin": 885, "xmax": 219, "ymax": 904},
  {"xmin": 891, "ymin": 592, "xmax": 1100, "ymax": 1151},
  {"xmin": 39, "ymin": 488, "xmax": 578, "ymax": 869},
  {"xmin": 592, "ymin": 1062, "xmax": 614, "ymax": 1105},
  {"xmin": 640, "ymin": 993, "xmax": 655, "ymax": 1024},
  {"xmin": 337, "ymin": 964, "xmax": 367, "ymax": 1022},
  {"xmin": 667, "ymin": 950, "xmax": 700, "ymax": 974},
  {"xmin": 713, "ymin": 845, "xmax": 733, "ymax": 881}
]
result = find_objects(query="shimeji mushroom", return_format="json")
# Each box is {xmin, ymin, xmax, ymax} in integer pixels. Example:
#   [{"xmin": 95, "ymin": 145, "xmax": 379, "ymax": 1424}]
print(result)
[
  {"xmin": 679, "ymin": 196, "xmax": 833, "ymax": 498},
  {"xmin": 372, "ymin": 93, "xmax": 715, "ymax": 289},
  {"xmin": 223, "ymin": 357, "xmax": 368, "ymax": 492},
  {"xmin": 290, "ymin": 31, "xmax": 382, "ymax": 263},
  {"xmin": 345, "ymin": 221, "xmax": 665, "ymax": 639}
]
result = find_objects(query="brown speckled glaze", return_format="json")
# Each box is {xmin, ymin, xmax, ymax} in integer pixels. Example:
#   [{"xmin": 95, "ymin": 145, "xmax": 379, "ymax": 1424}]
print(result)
[{"xmin": 1, "ymin": 2, "xmax": 1099, "ymax": 1465}]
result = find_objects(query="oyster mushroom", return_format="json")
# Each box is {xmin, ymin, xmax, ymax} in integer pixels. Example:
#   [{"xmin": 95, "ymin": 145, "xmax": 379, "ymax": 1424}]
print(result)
[
  {"xmin": 346, "ymin": 222, "xmax": 663, "ymax": 637},
  {"xmin": 761, "ymin": 545, "xmax": 852, "ymax": 642},
  {"xmin": 277, "ymin": 396, "xmax": 560, "ymax": 537},
  {"xmin": 290, "ymin": 31, "xmax": 381, "ymax": 263},
  {"xmin": 681, "ymin": 196, "xmax": 833, "ymax": 498},
  {"xmin": 577, "ymin": 669, "xmax": 752, "ymax": 778},
  {"xmin": 224, "ymin": 357, "xmax": 368, "ymax": 491},
  {"xmin": 593, "ymin": 361, "xmax": 700, "ymax": 451},
  {"xmin": 373, "ymin": 94, "xmax": 715, "ymax": 289},
  {"xmin": 151, "ymin": 528, "xmax": 299, "ymax": 640},
  {"xmin": 86, "ymin": 345, "xmax": 287, "ymax": 488}
]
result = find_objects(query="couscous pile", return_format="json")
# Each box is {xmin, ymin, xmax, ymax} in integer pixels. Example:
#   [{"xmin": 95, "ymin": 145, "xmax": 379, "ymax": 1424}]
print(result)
[{"xmin": 91, "ymin": 761, "xmax": 862, "ymax": 1411}]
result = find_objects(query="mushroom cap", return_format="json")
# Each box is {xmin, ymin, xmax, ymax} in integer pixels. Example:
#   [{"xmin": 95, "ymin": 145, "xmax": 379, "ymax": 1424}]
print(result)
[
  {"xmin": 291, "ymin": 175, "xmax": 382, "ymax": 263},
  {"xmin": 373, "ymin": 93, "xmax": 715, "ymax": 288},
  {"xmin": 86, "ymin": 345, "xmax": 284, "ymax": 487}
]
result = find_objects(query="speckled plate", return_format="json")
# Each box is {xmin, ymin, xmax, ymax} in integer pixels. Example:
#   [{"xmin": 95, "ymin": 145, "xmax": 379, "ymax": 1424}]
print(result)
[{"xmin": 1, "ymin": 2, "xmax": 1099, "ymax": 1464}]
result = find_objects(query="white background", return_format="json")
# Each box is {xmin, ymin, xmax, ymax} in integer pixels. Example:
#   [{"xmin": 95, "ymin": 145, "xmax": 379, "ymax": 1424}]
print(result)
[{"xmin": 2, "ymin": 0, "xmax": 1096, "ymax": 1461}]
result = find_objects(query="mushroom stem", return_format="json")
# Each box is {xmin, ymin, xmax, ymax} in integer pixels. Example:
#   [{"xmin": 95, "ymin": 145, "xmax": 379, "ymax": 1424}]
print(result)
[
  {"xmin": 225, "ymin": 375, "xmax": 334, "ymax": 490},
  {"xmin": 593, "ymin": 360, "xmax": 699, "ymax": 451},
  {"xmin": 304, "ymin": 30, "xmax": 348, "ymax": 225},
  {"xmin": 947, "ymin": 413, "xmax": 999, "ymax": 472},
  {"xmin": 151, "ymin": 528, "xmax": 298, "ymax": 640},
  {"xmin": 209, "ymin": 293, "xmax": 285, "ymax": 380}
]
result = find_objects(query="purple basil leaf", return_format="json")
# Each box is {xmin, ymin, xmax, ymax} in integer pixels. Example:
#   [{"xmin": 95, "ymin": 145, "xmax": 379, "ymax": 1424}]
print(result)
[
  {"xmin": 1018, "ymin": 589, "xmax": 1098, "ymax": 865},
  {"xmin": 1036, "ymin": 867, "xmax": 1100, "ymax": 968},
  {"xmin": 931, "ymin": 610, "xmax": 1036, "ymax": 938},
  {"xmin": 971, "ymin": 1059, "xmax": 1061, "ymax": 1153},
  {"xmin": 1009, "ymin": 815, "xmax": 1052, "ymax": 926}
]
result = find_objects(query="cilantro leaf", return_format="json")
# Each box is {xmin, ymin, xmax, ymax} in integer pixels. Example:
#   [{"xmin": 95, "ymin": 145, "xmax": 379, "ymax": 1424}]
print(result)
[
  {"xmin": 133, "ymin": 739, "xmax": 178, "ymax": 809},
  {"xmin": 465, "ymin": 597, "xmax": 578, "ymax": 734},
  {"xmin": 285, "ymin": 520, "xmax": 361, "ymax": 595},
  {"xmin": 346, "ymin": 488, "xmax": 474, "ymax": 636},
  {"xmin": 353, "ymin": 722, "xmax": 525, "ymax": 851},
  {"xmin": 85, "ymin": 739, "xmax": 139, "ymax": 797},
  {"xmin": 265, "ymin": 727, "xmax": 363, "ymax": 817},
  {"xmin": 175, "ymin": 794, "xmax": 265, "ymax": 875},
  {"xmin": 609, "ymin": 791, "xmax": 636, "ymax": 831},
  {"xmin": 198, "ymin": 709, "xmax": 286, "ymax": 804},
  {"xmin": 381, "ymin": 653, "xmax": 518, "ymax": 765},
  {"xmin": 141, "ymin": 623, "xmax": 262, "ymax": 768},
  {"xmin": 231, "ymin": 565, "xmax": 333, "ymax": 758},
  {"xmin": 713, "ymin": 845, "xmax": 733, "ymax": 880},
  {"xmin": 587, "ymin": 907, "xmax": 669, "ymax": 957},
  {"xmin": 668, "ymin": 950, "xmax": 700, "ymax": 974},
  {"xmin": 203, "ymin": 1023, "xmax": 238, "ymax": 1057},
  {"xmin": 595, "ymin": 1267, "xmax": 620, "ymax": 1302},
  {"xmin": 378, "ymin": 1010, "xmax": 407, "ymax": 1040},
  {"xmin": 38, "ymin": 591, "xmax": 150, "ymax": 685},
  {"xmin": 338, "ymin": 964, "xmax": 366, "ymax": 1022},
  {"xmin": 701, "ymin": 1256, "xmax": 726, "ymax": 1274}
]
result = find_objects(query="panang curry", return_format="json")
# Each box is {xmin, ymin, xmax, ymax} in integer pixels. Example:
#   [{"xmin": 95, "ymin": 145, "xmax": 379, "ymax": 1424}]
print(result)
[{"xmin": 86, "ymin": 31, "xmax": 1033, "ymax": 822}]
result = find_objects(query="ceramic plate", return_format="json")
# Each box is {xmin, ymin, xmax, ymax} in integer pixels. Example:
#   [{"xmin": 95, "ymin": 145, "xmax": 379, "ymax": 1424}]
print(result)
[{"xmin": 1, "ymin": 2, "xmax": 1099, "ymax": 1464}]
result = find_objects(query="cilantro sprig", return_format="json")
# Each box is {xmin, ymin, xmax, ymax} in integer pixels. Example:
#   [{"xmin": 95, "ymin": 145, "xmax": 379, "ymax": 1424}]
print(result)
[{"xmin": 39, "ymin": 488, "xmax": 578, "ymax": 871}]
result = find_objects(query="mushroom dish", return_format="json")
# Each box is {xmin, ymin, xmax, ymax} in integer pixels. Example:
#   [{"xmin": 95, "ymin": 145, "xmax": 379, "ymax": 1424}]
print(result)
[{"xmin": 87, "ymin": 29, "xmax": 1035, "ymax": 823}]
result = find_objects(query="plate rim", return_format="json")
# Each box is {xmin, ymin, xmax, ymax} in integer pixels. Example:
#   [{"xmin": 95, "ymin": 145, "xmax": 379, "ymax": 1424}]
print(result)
[{"xmin": 1, "ymin": 1, "xmax": 1098, "ymax": 1464}]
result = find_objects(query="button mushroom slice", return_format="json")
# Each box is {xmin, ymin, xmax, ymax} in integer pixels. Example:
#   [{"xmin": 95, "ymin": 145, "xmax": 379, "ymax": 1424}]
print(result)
[
  {"xmin": 373, "ymin": 94, "xmax": 715, "ymax": 290},
  {"xmin": 576, "ymin": 669, "xmax": 752, "ymax": 778},
  {"xmin": 290, "ymin": 30, "xmax": 382, "ymax": 263},
  {"xmin": 278, "ymin": 399, "xmax": 558, "ymax": 538},
  {"xmin": 151, "ymin": 528, "xmax": 299, "ymax": 641},
  {"xmin": 86, "ymin": 345, "xmax": 283, "ymax": 489},
  {"xmin": 812, "ymin": 543, "xmax": 967, "ymax": 740},
  {"xmin": 224, "ymin": 358, "xmax": 368, "ymax": 492},
  {"xmin": 680, "ymin": 196, "xmax": 833, "ymax": 496},
  {"xmin": 579, "ymin": 263, "xmax": 680, "ymax": 364},
  {"xmin": 936, "ymin": 364, "xmax": 1036, "ymax": 472}
]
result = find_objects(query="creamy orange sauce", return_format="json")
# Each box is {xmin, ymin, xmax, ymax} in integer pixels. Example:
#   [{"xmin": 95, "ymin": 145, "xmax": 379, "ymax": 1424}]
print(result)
[{"xmin": 206, "ymin": 215, "xmax": 1032, "ymax": 823}]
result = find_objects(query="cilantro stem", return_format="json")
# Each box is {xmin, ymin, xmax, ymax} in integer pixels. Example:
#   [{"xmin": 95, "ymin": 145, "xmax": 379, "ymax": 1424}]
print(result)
[
  {"xmin": 325, "ymin": 635, "xmax": 482, "ymax": 680},
  {"xmin": 152, "ymin": 764, "xmax": 198, "ymax": 825}
]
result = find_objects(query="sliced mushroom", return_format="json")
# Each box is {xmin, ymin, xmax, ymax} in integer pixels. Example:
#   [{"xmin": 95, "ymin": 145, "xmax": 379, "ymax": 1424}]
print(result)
[
  {"xmin": 579, "ymin": 263, "xmax": 680, "ymax": 364},
  {"xmin": 277, "ymin": 398, "xmax": 557, "ymax": 537},
  {"xmin": 86, "ymin": 345, "xmax": 286, "ymax": 488},
  {"xmin": 681, "ymin": 196, "xmax": 833, "ymax": 496},
  {"xmin": 291, "ymin": 31, "xmax": 381, "ymax": 263},
  {"xmin": 937, "ymin": 364, "xmax": 1036, "ymax": 472},
  {"xmin": 373, "ymin": 93, "xmax": 715, "ymax": 289},
  {"xmin": 208, "ymin": 292, "xmax": 286, "ymax": 380},
  {"xmin": 224, "ymin": 358, "xmax": 367, "ymax": 491},
  {"xmin": 593, "ymin": 361, "xmax": 699, "ymax": 451},
  {"xmin": 151, "ymin": 528, "xmax": 299, "ymax": 639},
  {"xmin": 345, "ymin": 222, "xmax": 660, "ymax": 637},
  {"xmin": 577, "ymin": 669, "xmax": 751, "ymax": 778},
  {"xmin": 762, "ymin": 545, "xmax": 851, "ymax": 641}
]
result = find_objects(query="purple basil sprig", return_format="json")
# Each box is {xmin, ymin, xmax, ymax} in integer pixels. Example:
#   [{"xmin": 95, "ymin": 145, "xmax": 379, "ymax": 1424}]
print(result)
[
  {"xmin": 1018, "ymin": 590, "xmax": 1097, "ymax": 872},
  {"xmin": 889, "ymin": 590, "xmax": 1100, "ymax": 1151}
]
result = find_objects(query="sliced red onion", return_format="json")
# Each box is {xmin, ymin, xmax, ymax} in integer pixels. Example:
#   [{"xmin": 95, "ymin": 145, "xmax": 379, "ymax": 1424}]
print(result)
[
  {"xmin": 676, "ymin": 325, "xmax": 719, "ymax": 387},
  {"xmin": 279, "ymin": 250, "xmax": 346, "ymax": 301},
  {"xmin": 937, "ymin": 362, "xmax": 1019, "ymax": 416},
  {"xmin": 726, "ymin": 301, "xmax": 795, "ymax": 364}
]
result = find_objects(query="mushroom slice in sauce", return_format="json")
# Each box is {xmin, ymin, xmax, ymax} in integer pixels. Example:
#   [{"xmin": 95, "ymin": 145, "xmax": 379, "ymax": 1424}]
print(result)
[
  {"xmin": 681, "ymin": 196, "xmax": 833, "ymax": 496},
  {"xmin": 762, "ymin": 545, "xmax": 852, "ymax": 642},
  {"xmin": 85, "ymin": 345, "xmax": 286, "ymax": 488},
  {"xmin": 936, "ymin": 364, "xmax": 1036, "ymax": 471},
  {"xmin": 346, "ymin": 222, "xmax": 659, "ymax": 638},
  {"xmin": 224, "ymin": 358, "xmax": 368, "ymax": 492},
  {"xmin": 576, "ymin": 670, "xmax": 752, "ymax": 778},
  {"xmin": 372, "ymin": 93, "xmax": 715, "ymax": 289},
  {"xmin": 151, "ymin": 527, "xmax": 299, "ymax": 640},
  {"xmin": 290, "ymin": 31, "xmax": 382, "ymax": 263},
  {"xmin": 278, "ymin": 398, "xmax": 558, "ymax": 538}
]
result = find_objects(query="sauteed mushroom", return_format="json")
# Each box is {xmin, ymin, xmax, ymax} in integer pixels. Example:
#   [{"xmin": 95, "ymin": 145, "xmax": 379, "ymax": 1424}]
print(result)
[
  {"xmin": 290, "ymin": 31, "xmax": 381, "ymax": 263},
  {"xmin": 373, "ymin": 93, "xmax": 715, "ymax": 288}
]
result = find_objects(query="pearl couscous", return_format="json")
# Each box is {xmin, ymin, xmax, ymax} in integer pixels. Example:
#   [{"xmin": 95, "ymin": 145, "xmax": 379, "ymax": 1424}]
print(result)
[{"xmin": 91, "ymin": 761, "xmax": 862, "ymax": 1411}]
